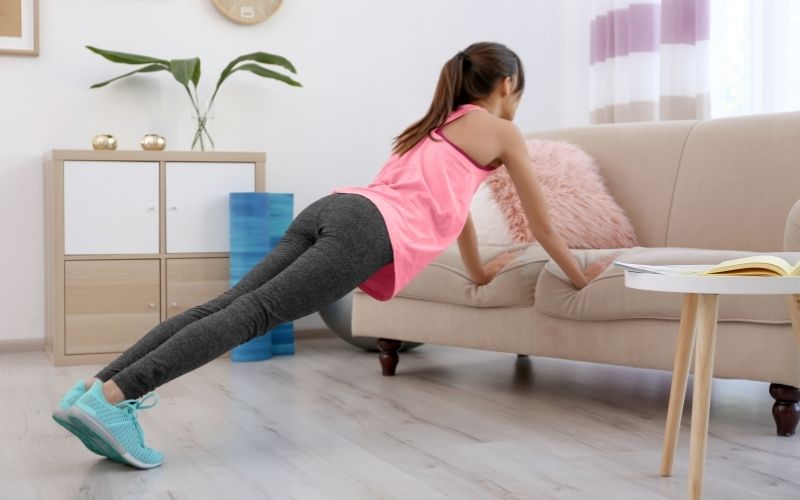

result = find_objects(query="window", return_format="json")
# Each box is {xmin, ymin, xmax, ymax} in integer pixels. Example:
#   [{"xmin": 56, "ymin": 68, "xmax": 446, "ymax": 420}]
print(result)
[{"xmin": 710, "ymin": 0, "xmax": 800, "ymax": 117}]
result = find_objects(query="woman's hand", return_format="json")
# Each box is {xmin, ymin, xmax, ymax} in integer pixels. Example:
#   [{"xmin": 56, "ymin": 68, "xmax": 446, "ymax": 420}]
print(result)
[
  {"xmin": 578, "ymin": 252, "xmax": 623, "ymax": 288},
  {"xmin": 479, "ymin": 249, "xmax": 523, "ymax": 285}
]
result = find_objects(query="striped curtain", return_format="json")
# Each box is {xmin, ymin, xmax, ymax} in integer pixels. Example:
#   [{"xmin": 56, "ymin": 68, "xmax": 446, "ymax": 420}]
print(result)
[{"xmin": 589, "ymin": 0, "xmax": 710, "ymax": 124}]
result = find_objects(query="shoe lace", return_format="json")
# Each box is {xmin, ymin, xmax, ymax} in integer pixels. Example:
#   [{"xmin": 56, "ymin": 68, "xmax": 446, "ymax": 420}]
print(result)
[{"xmin": 115, "ymin": 392, "xmax": 158, "ymax": 447}]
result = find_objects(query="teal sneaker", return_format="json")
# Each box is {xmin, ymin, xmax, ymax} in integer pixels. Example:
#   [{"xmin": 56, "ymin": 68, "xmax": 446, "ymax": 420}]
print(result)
[
  {"xmin": 52, "ymin": 379, "xmax": 87, "ymax": 424},
  {"xmin": 52, "ymin": 379, "xmax": 108, "ymax": 457},
  {"xmin": 68, "ymin": 380, "xmax": 164, "ymax": 469}
]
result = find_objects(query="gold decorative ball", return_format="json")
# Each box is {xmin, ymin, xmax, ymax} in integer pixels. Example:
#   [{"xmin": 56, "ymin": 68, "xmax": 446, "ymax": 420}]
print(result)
[
  {"xmin": 91, "ymin": 134, "xmax": 117, "ymax": 150},
  {"xmin": 140, "ymin": 134, "xmax": 166, "ymax": 151}
]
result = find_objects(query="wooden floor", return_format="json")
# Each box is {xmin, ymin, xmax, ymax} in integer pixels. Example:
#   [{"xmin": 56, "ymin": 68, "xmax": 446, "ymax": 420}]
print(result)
[{"xmin": 1, "ymin": 334, "xmax": 799, "ymax": 500}]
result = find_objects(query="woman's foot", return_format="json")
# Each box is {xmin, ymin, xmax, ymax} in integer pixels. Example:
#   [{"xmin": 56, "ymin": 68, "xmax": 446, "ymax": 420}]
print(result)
[
  {"xmin": 68, "ymin": 380, "xmax": 164, "ymax": 469},
  {"xmin": 101, "ymin": 379, "xmax": 126, "ymax": 405},
  {"xmin": 52, "ymin": 379, "xmax": 106, "ymax": 457}
]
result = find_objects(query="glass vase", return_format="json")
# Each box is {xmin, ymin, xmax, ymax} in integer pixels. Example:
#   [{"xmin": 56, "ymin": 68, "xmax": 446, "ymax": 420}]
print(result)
[{"xmin": 191, "ymin": 100, "xmax": 215, "ymax": 151}]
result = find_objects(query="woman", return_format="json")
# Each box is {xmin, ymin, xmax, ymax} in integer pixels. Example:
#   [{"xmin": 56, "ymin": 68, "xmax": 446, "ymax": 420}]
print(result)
[{"xmin": 53, "ymin": 41, "xmax": 602, "ymax": 469}]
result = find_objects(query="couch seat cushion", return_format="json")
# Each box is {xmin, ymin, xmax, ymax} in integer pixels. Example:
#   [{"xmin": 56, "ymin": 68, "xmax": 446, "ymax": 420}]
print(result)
[
  {"xmin": 397, "ymin": 243, "xmax": 549, "ymax": 307},
  {"xmin": 535, "ymin": 247, "xmax": 800, "ymax": 323}
]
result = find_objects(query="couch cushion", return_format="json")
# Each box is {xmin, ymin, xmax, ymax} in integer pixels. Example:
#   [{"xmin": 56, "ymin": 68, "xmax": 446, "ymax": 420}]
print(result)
[
  {"xmin": 397, "ymin": 243, "xmax": 546, "ymax": 307},
  {"xmin": 470, "ymin": 182, "xmax": 515, "ymax": 246},
  {"xmin": 486, "ymin": 139, "xmax": 639, "ymax": 249},
  {"xmin": 535, "ymin": 247, "xmax": 800, "ymax": 323}
]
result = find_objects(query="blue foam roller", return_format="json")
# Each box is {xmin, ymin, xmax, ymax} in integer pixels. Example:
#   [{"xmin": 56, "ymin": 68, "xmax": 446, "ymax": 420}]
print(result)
[{"xmin": 229, "ymin": 192, "xmax": 295, "ymax": 362}]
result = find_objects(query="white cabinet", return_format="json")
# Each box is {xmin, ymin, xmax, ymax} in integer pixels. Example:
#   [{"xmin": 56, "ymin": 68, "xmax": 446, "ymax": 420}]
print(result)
[
  {"xmin": 64, "ymin": 161, "xmax": 159, "ymax": 255},
  {"xmin": 166, "ymin": 162, "xmax": 255, "ymax": 253},
  {"xmin": 44, "ymin": 150, "xmax": 265, "ymax": 366}
]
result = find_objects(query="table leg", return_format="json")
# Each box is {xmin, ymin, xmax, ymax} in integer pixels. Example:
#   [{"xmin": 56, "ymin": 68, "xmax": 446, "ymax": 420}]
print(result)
[
  {"xmin": 660, "ymin": 293, "xmax": 699, "ymax": 477},
  {"xmin": 688, "ymin": 294, "xmax": 719, "ymax": 500}
]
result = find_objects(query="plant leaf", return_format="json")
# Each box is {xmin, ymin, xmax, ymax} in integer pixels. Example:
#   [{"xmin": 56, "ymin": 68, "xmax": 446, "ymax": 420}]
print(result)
[
  {"xmin": 230, "ymin": 63, "xmax": 303, "ymax": 87},
  {"xmin": 234, "ymin": 52, "xmax": 297, "ymax": 74},
  {"xmin": 191, "ymin": 59, "xmax": 201, "ymax": 87},
  {"xmin": 86, "ymin": 45, "xmax": 170, "ymax": 66},
  {"xmin": 90, "ymin": 64, "xmax": 168, "ymax": 89},
  {"xmin": 170, "ymin": 58, "xmax": 201, "ymax": 87},
  {"xmin": 214, "ymin": 52, "xmax": 298, "ymax": 94}
]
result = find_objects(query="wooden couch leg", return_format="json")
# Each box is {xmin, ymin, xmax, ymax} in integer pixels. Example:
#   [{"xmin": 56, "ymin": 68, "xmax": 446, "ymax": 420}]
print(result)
[
  {"xmin": 377, "ymin": 338, "xmax": 401, "ymax": 376},
  {"xmin": 769, "ymin": 383, "xmax": 800, "ymax": 436}
]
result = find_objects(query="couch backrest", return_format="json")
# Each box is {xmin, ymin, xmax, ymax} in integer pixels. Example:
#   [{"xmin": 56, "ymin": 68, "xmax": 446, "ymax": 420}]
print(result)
[
  {"xmin": 526, "ymin": 120, "xmax": 696, "ymax": 247},
  {"xmin": 664, "ymin": 111, "xmax": 800, "ymax": 251},
  {"xmin": 526, "ymin": 111, "xmax": 800, "ymax": 251}
]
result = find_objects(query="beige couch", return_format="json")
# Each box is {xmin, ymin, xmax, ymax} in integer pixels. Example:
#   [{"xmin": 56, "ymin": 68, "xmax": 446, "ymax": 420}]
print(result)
[{"xmin": 351, "ymin": 111, "xmax": 800, "ymax": 436}]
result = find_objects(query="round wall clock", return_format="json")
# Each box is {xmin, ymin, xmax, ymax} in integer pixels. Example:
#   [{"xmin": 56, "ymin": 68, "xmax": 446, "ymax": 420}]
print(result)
[{"xmin": 211, "ymin": 0, "xmax": 283, "ymax": 25}]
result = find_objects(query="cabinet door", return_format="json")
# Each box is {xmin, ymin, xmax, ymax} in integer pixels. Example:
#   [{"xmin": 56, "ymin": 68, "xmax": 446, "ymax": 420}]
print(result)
[
  {"xmin": 64, "ymin": 161, "xmax": 159, "ymax": 255},
  {"xmin": 166, "ymin": 162, "xmax": 255, "ymax": 253},
  {"xmin": 64, "ymin": 260, "xmax": 160, "ymax": 355},
  {"xmin": 166, "ymin": 258, "xmax": 230, "ymax": 319}
]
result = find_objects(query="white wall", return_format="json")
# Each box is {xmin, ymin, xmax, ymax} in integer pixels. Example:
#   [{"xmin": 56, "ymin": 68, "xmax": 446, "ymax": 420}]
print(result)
[{"xmin": 0, "ymin": 0, "xmax": 589, "ymax": 341}]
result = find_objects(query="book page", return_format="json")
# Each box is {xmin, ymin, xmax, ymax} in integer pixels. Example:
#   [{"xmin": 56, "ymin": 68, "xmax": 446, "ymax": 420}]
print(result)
[{"xmin": 705, "ymin": 255, "xmax": 792, "ymax": 276}]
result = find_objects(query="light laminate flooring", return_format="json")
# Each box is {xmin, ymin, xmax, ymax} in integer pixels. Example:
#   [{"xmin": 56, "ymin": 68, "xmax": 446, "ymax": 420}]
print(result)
[{"xmin": 1, "ymin": 334, "xmax": 799, "ymax": 500}]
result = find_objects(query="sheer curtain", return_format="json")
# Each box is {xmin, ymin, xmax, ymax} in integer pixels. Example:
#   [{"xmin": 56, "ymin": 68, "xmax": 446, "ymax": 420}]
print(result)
[
  {"xmin": 589, "ymin": 0, "xmax": 710, "ymax": 124},
  {"xmin": 710, "ymin": 0, "xmax": 800, "ymax": 117}
]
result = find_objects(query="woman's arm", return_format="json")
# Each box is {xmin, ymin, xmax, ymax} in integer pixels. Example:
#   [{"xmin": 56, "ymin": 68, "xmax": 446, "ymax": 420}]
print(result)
[
  {"xmin": 457, "ymin": 212, "xmax": 490, "ymax": 284},
  {"xmin": 496, "ymin": 122, "xmax": 589, "ymax": 290},
  {"xmin": 457, "ymin": 212, "xmax": 523, "ymax": 285}
]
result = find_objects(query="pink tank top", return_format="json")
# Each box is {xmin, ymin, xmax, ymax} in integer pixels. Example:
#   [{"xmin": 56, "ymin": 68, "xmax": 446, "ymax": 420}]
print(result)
[{"xmin": 333, "ymin": 104, "xmax": 497, "ymax": 301}]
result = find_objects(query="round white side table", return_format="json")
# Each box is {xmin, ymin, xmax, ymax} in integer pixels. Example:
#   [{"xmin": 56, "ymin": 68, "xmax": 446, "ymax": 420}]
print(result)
[{"xmin": 624, "ymin": 265, "xmax": 800, "ymax": 500}]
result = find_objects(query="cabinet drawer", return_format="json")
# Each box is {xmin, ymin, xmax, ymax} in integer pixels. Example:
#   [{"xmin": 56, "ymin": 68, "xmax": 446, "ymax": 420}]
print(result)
[
  {"xmin": 64, "ymin": 260, "xmax": 160, "ymax": 355},
  {"xmin": 166, "ymin": 258, "xmax": 230, "ymax": 319},
  {"xmin": 64, "ymin": 161, "xmax": 159, "ymax": 255},
  {"xmin": 166, "ymin": 162, "xmax": 255, "ymax": 253}
]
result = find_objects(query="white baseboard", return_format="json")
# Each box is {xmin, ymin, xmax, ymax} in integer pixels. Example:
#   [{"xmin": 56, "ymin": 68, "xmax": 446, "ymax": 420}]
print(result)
[
  {"xmin": 0, "ymin": 329, "xmax": 332, "ymax": 355},
  {"xmin": 0, "ymin": 338, "xmax": 45, "ymax": 353}
]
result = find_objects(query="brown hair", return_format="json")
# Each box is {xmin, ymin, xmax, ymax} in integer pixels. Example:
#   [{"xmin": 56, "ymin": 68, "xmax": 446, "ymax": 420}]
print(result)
[{"xmin": 392, "ymin": 42, "xmax": 525, "ymax": 156}]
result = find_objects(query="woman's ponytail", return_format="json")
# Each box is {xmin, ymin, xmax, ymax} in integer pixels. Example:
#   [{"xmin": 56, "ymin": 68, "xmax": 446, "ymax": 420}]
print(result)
[
  {"xmin": 441, "ymin": 53, "xmax": 466, "ymax": 118},
  {"xmin": 392, "ymin": 42, "xmax": 524, "ymax": 157},
  {"xmin": 392, "ymin": 55, "xmax": 464, "ymax": 156}
]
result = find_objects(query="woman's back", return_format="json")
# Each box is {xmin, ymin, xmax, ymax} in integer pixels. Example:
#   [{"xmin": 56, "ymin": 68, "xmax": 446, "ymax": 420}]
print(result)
[
  {"xmin": 435, "ymin": 105, "xmax": 507, "ymax": 169},
  {"xmin": 333, "ymin": 104, "xmax": 498, "ymax": 300}
]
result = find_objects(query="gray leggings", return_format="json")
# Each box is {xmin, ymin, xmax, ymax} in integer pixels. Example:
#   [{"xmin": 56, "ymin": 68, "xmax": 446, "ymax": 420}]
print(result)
[{"xmin": 94, "ymin": 193, "xmax": 394, "ymax": 400}]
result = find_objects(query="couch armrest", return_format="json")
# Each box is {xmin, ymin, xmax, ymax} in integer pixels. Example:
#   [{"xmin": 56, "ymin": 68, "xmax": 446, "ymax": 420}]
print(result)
[{"xmin": 785, "ymin": 200, "xmax": 800, "ymax": 251}]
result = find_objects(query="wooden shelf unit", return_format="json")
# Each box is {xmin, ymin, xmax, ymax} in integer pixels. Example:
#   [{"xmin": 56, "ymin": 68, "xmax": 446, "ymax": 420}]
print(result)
[{"xmin": 44, "ymin": 150, "xmax": 266, "ymax": 365}]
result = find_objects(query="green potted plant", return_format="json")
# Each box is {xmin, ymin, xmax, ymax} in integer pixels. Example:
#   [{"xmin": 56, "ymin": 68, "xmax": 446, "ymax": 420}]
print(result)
[{"xmin": 86, "ymin": 46, "xmax": 302, "ymax": 151}]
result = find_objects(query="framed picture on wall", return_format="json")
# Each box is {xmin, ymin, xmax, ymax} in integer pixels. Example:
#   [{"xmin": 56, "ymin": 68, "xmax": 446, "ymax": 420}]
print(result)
[{"xmin": 0, "ymin": 0, "xmax": 38, "ymax": 56}]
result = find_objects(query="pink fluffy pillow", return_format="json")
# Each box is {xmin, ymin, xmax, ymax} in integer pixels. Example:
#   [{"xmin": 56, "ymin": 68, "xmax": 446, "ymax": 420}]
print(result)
[{"xmin": 486, "ymin": 139, "xmax": 639, "ymax": 249}]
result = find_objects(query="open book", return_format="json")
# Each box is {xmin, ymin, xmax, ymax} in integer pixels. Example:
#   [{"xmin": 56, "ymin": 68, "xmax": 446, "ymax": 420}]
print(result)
[
  {"xmin": 613, "ymin": 262, "xmax": 702, "ymax": 275},
  {"xmin": 697, "ymin": 255, "xmax": 800, "ymax": 277},
  {"xmin": 614, "ymin": 255, "xmax": 800, "ymax": 277}
]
